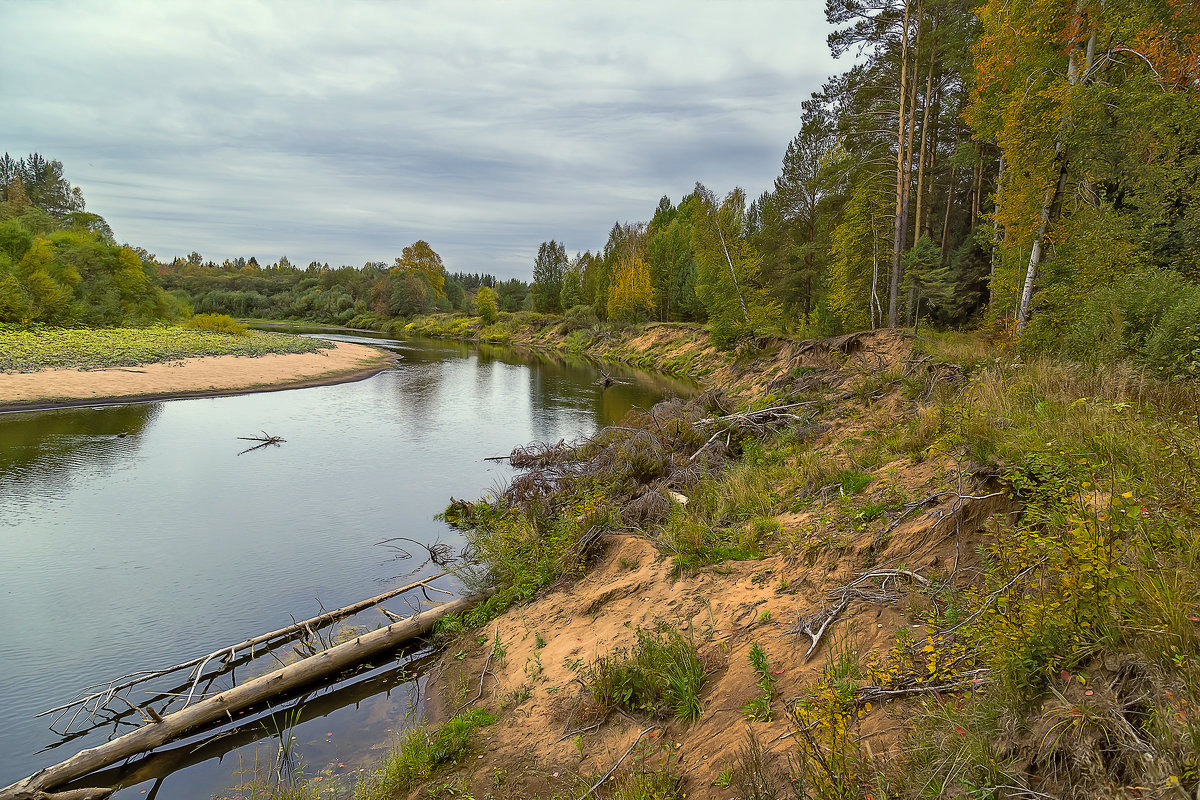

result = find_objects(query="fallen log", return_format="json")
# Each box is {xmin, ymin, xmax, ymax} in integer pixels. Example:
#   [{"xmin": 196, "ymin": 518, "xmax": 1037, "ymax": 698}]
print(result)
[
  {"xmin": 69, "ymin": 651, "xmax": 440, "ymax": 793},
  {"xmin": 40, "ymin": 566, "xmax": 469, "ymax": 728},
  {"xmin": 2, "ymin": 592, "xmax": 489, "ymax": 800},
  {"xmin": 30, "ymin": 790, "xmax": 114, "ymax": 800}
]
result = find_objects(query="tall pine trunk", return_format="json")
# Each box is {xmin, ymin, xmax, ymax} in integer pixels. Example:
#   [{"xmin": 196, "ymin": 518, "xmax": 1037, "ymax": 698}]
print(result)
[
  {"xmin": 914, "ymin": 19, "xmax": 938, "ymax": 245},
  {"xmin": 940, "ymin": 167, "xmax": 957, "ymax": 266},
  {"xmin": 900, "ymin": 1, "xmax": 923, "ymax": 324},
  {"xmin": 887, "ymin": 0, "xmax": 914, "ymax": 327}
]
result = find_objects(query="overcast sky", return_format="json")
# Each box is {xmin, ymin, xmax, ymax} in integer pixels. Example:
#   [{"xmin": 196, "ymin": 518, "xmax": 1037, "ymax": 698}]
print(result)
[{"xmin": 2, "ymin": 1, "xmax": 840, "ymax": 279}]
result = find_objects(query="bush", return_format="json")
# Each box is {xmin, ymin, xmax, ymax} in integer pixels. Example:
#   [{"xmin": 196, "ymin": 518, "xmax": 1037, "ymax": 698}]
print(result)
[
  {"xmin": 474, "ymin": 286, "xmax": 499, "ymax": 325},
  {"xmin": 586, "ymin": 626, "xmax": 706, "ymax": 723},
  {"xmin": 185, "ymin": 313, "xmax": 248, "ymax": 336},
  {"xmin": 558, "ymin": 304, "xmax": 599, "ymax": 334},
  {"xmin": 1143, "ymin": 292, "xmax": 1200, "ymax": 379},
  {"xmin": 1059, "ymin": 267, "xmax": 1200, "ymax": 375}
]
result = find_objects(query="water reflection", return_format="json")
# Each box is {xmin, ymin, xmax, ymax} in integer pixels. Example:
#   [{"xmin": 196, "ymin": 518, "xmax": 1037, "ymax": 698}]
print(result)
[
  {"xmin": 0, "ymin": 328, "xmax": 693, "ymax": 798},
  {"xmin": 0, "ymin": 405, "xmax": 159, "ymax": 516},
  {"xmin": 65, "ymin": 648, "xmax": 436, "ymax": 798}
]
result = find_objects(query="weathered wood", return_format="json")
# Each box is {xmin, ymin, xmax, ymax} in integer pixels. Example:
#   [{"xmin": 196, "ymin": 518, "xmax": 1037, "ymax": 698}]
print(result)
[
  {"xmin": 40, "ymin": 566, "xmax": 467, "ymax": 724},
  {"xmin": 32, "ymin": 791, "xmax": 113, "ymax": 800},
  {"xmin": 3, "ymin": 593, "xmax": 487, "ymax": 800}
]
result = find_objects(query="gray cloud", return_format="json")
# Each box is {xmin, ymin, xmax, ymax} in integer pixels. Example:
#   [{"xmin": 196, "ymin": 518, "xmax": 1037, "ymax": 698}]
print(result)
[{"xmin": 2, "ymin": 0, "xmax": 840, "ymax": 277}]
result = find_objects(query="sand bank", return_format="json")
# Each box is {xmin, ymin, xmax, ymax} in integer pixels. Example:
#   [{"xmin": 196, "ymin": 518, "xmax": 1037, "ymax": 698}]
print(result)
[{"xmin": 0, "ymin": 341, "xmax": 394, "ymax": 412}]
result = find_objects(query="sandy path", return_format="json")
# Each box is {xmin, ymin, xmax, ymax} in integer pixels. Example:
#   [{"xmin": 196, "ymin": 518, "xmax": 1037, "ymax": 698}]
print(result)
[{"xmin": 0, "ymin": 341, "xmax": 394, "ymax": 410}]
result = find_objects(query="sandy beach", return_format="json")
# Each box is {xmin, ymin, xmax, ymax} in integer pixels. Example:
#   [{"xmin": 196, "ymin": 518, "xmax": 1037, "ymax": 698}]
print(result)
[{"xmin": 0, "ymin": 341, "xmax": 394, "ymax": 411}]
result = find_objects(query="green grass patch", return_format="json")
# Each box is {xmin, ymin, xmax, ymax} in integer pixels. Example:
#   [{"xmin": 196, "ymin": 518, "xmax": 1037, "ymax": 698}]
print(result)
[
  {"xmin": 585, "ymin": 627, "xmax": 707, "ymax": 723},
  {"xmin": 350, "ymin": 709, "xmax": 497, "ymax": 799},
  {"xmin": 741, "ymin": 641, "xmax": 777, "ymax": 721},
  {"xmin": 0, "ymin": 325, "xmax": 333, "ymax": 372}
]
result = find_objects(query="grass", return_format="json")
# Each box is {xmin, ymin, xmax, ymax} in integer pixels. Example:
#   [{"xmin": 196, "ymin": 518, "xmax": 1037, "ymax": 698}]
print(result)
[
  {"xmin": 585, "ymin": 627, "xmax": 707, "ymax": 723},
  {"xmin": 350, "ymin": 709, "xmax": 497, "ymax": 799},
  {"xmin": 870, "ymin": 351, "xmax": 1200, "ymax": 797},
  {"xmin": 741, "ymin": 641, "xmax": 777, "ymax": 721},
  {"xmin": 607, "ymin": 763, "xmax": 686, "ymax": 800},
  {"xmin": 663, "ymin": 434, "xmax": 807, "ymax": 572},
  {"xmin": 727, "ymin": 727, "xmax": 798, "ymax": 800},
  {"xmin": 0, "ymin": 324, "xmax": 333, "ymax": 372},
  {"xmin": 433, "ymin": 330, "xmax": 1199, "ymax": 799}
]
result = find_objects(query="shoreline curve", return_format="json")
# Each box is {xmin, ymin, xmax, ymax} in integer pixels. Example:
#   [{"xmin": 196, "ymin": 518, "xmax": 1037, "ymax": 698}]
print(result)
[{"xmin": 0, "ymin": 341, "xmax": 396, "ymax": 414}]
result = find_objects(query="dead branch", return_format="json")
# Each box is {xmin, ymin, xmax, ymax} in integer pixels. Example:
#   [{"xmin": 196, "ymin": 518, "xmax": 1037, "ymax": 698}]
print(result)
[
  {"xmin": 937, "ymin": 562, "xmax": 1043, "ymax": 638},
  {"xmin": 595, "ymin": 364, "xmax": 632, "ymax": 387},
  {"xmin": 555, "ymin": 721, "xmax": 604, "ymax": 743},
  {"xmin": 236, "ymin": 432, "xmax": 286, "ymax": 455},
  {"xmin": 854, "ymin": 669, "xmax": 990, "ymax": 704},
  {"xmin": 376, "ymin": 536, "xmax": 456, "ymax": 566},
  {"xmin": 39, "ymin": 566, "xmax": 470, "ymax": 727},
  {"xmin": 575, "ymin": 725, "xmax": 659, "ymax": 800},
  {"xmin": 792, "ymin": 569, "xmax": 928, "ymax": 660},
  {"xmin": 3, "ymin": 593, "xmax": 490, "ymax": 800},
  {"xmin": 795, "ymin": 595, "xmax": 853, "ymax": 661},
  {"xmin": 456, "ymin": 625, "xmax": 500, "ymax": 714},
  {"xmin": 236, "ymin": 431, "xmax": 285, "ymax": 444},
  {"xmin": 378, "ymin": 606, "xmax": 406, "ymax": 623}
]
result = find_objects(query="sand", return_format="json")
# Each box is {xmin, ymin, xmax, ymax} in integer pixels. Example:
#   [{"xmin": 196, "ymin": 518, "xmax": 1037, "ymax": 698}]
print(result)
[{"xmin": 0, "ymin": 341, "xmax": 394, "ymax": 411}]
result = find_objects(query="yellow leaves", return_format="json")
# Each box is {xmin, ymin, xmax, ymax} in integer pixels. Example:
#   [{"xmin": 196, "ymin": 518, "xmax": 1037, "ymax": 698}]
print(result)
[{"xmin": 607, "ymin": 255, "xmax": 654, "ymax": 322}]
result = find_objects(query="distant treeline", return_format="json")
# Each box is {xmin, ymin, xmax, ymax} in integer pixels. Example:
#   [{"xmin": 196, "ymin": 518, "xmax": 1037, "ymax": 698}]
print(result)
[
  {"xmin": 511, "ymin": 0, "xmax": 1200, "ymax": 374},
  {"xmin": 7, "ymin": 0, "xmax": 1200, "ymax": 379},
  {"xmin": 158, "ymin": 252, "xmax": 532, "ymax": 329}
]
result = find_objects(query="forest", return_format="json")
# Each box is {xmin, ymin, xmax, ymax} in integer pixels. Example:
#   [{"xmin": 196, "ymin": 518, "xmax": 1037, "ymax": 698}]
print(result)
[
  {"xmin": 0, "ymin": 154, "xmax": 183, "ymax": 326},
  {"xmin": 4, "ymin": 0, "xmax": 1198, "ymax": 379},
  {"xmin": 501, "ymin": 0, "xmax": 1199, "ymax": 374}
]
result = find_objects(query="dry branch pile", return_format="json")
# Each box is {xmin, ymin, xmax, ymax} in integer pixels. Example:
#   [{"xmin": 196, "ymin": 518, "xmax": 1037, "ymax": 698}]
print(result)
[{"xmin": 473, "ymin": 390, "xmax": 818, "ymax": 532}]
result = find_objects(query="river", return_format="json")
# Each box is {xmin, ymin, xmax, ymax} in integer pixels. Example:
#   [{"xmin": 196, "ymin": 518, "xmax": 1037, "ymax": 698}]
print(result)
[{"xmin": 0, "ymin": 332, "xmax": 692, "ymax": 798}]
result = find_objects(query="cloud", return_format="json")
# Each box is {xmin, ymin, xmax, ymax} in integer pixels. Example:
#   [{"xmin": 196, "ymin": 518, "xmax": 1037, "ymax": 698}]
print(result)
[{"xmin": 2, "ymin": 0, "xmax": 839, "ymax": 277}]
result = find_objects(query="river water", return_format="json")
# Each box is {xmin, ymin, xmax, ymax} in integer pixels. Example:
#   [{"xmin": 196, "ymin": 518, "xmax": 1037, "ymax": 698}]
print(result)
[{"xmin": 0, "ymin": 332, "xmax": 692, "ymax": 798}]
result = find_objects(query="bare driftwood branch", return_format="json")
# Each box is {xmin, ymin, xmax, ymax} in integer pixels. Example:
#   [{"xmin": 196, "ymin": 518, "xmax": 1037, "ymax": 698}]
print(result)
[
  {"xmin": 854, "ymin": 669, "xmax": 991, "ymax": 703},
  {"xmin": 575, "ymin": 725, "xmax": 659, "ymax": 800},
  {"xmin": 3, "ymin": 593, "xmax": 490, "ymax": 800},
  {"xmin": 39, "ymin": 566, "xmax": 470, "ymax": 726},
  {"xmin": 594, "ymin": 364, "xmax": 632, "ymax": 388},
  {"xmin": 792, "ymin": 569, "xmax": 929, "ymax": 660},
  {"xmin": 236, "ymin": 432, "xmax": 286, "ymax": 455},
  {"xmin": 31, "ymin": 790, "xmax": 115, "ymax": 800},
  {"xmin": 456, "ymin": 625, "xmax": 500, "ymax": 714},
  {"xmin": 376, "ymin": 536, "xmax": 456, "ymax": 566}
]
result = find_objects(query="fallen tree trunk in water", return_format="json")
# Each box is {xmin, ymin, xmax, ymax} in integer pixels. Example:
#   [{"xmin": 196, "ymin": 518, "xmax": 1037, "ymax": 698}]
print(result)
[
  {"xmin": 1, "ymin": 592, "xmax": 489, "ymax": 800},
  {"xmin": 40, "ymin": 566, "xmax": 469, "ymax": 727}
]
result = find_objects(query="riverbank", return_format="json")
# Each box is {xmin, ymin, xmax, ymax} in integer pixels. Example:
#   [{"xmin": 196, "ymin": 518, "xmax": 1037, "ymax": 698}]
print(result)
[
  {"xmin": 0, "ymin": 340, "xmax": 394, "ymax": 412},
  {"xmin": 399, "ymin": 311, "xmax": 918, "ymax": 402},
  {"xmin": 345, "ymin": 323, "xmax": 1199, "ymax": 800}
]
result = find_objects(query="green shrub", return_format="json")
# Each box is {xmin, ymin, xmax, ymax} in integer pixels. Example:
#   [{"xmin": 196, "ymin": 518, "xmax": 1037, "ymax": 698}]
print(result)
[
  {"xmin": 1060, "ymin": 267, "xmax": 1200, "ymax": 375},
  {"xmin": 351, "ymin": 709, "xmax": 496, "ymax": 799},
  {"xmin": 1144, "ymin": 292, "xmax": 1200, "ymax": 378},
  {"xmin": 559, "ymin": 304, "xmax": 599, "ymax": 334},
  {"xmin": 586, "ymin": 627, "xmax": 706, "ymax": 723},
  {"xmin": 474, "ymin": 287, "xmax": 499, "ymax": 325},
  {"xmin": 186, "ymin": 312, "xmax": 248, "ymax": 336}
]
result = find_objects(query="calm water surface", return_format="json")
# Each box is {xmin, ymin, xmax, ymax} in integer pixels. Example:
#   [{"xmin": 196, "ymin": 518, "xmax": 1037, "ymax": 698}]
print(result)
[{"xmin": 0, "ymin": 333, "xmax": 692, "ymax": 798}]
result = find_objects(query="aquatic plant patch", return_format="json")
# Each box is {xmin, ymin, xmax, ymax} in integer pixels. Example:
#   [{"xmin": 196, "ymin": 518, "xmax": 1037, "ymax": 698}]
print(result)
[{"xmin": 0, "ymin": 326, "xmax": 334, "ymax": 372}]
